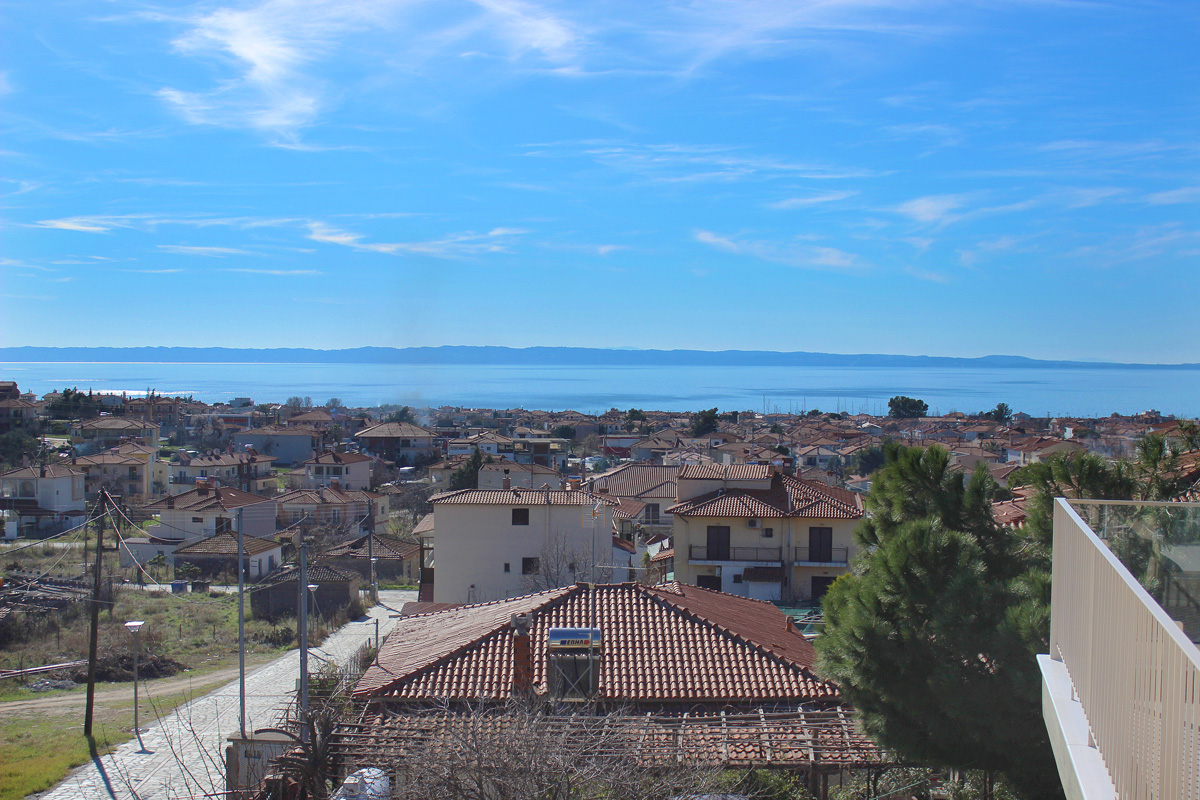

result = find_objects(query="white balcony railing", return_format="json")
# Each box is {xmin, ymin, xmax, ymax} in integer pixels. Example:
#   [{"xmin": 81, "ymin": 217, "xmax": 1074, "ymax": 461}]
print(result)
[{"xmin": 1043, "ymin": 498, "xmax": 1200, "ymax": 800}]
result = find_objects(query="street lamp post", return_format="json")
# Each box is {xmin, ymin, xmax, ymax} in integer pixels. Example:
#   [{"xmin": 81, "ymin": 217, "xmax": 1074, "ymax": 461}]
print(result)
[{"xmin": 124, "ymin": 620, "xmax": 147, "ymax": 752}]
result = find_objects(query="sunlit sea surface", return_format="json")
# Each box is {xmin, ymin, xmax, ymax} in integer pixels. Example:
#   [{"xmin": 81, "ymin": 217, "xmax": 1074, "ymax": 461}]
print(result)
[{"xmin": 2, "ymin": 361, "xmax": 1198, "ymax": 417}]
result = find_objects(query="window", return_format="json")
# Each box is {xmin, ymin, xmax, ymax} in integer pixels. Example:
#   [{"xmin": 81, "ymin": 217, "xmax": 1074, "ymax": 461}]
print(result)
[
  {"xmin": 762, "ymin": 527, "xmax": 774, "ymax": 538},
  {"xmin": 503, "ymin": 562, "xmax": 511, "ymax": 572},
  {"xmin": 522, "ymin": 557, "xmax": 540, "ymax": 574},
  {"xmin": 645, "ymin": 503, "xmax": 660, "ymax": 524},
  {"xmin": 192, "ymin": 517, "xmax": 203, "ymax": 523},
  {"xmin": 512, "ymin": 508, "xmax": 530, "ymax": 525},
  {"xmin": 732, "ymin": 574, "xmax": 744, "ymax": 584}
]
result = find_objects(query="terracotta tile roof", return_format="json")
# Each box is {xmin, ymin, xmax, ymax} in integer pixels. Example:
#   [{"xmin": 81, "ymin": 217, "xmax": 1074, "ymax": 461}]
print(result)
[
  {"xmin": 649, "ymin": 547, "xmax": 673, "ymax": 563},
  {"xmin": 276, "ymin": 486, "xmax": 380, "ymax": 506},
  {"xmin": 80, "ymin": 417, "xmax": 157, "ymax": 431},
  {"xmin": 306, "ymin": 451, "xmax": 373, "ymax": 465},
  {"xmin": 355, "ymin": 582, "xmax": 837, "ymax": 703},
  {"xmin": 588, "ymin": 464, "xmax": 677, "ymax": 499},
  {"xmin": 174, "ymin": 532, "xmax": 280, "ymax": 557},
  {"xmin": 479, "ymin": 461, "xmax": 559, "ymax": 476},
  {"xmin": 264, "ymin": 563, "xmax": 360, "ymax": 585},
  {"xmin": 677, "ymin": 464, "xmax": 774, "ymax": 481},
  {"xmin": 668, "ymin": 474, "xmax": 862, "ymax": 520},
  {"xmin": 412, "ymin": 513, "xmax": 435, "ymax": 536},
  {"xmin": 357, "ymin": 422, "xmax": 435, "ymax": 439},
  {"xmin": 337, "ymin": 706, "xmax": 883, "ymax": 769},
  {"xmin": 287, "ymin": 409, "xmax": 334, "ymax": 423},
  {"xmin": 0, "ymin": 465, "xmax": 83, "ymax": 479},
  {"xmin": 73, "ymin": 453, "xmax": 143, "ymax": 466},
  {"xmin": 143, "ymin": 486, "xmax": 273, "ymax": 512},
  {"xmin": 324, "ymin": 534, "xmax": 419, "ymax": 561},
  {"xmin": 179, "ymin": 452, "xmax": 276, "ymax": 467},
  {"xmin": 430, "ymin": 488, "xmax": 618, "ymax": 506},
  {"xmin": 611, "ymin": 497, "xmax": 647, "ymax": 519},
  {"xmin": 612, "ymin": 536, "xmax": 636, "ymax": 554},
  {"xmin": 239, "ymin": 424, "xmax": 322, "ymax": 437}
]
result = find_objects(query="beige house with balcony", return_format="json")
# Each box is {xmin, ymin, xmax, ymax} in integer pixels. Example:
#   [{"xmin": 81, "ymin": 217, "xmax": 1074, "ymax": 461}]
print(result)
[
  {"xmin": 168, "ymin": 450, "xmax": 277, "ymax": 495},
  {"xmin": 666, "ymin": 464, "xmax": 863, "ymax": 604}
]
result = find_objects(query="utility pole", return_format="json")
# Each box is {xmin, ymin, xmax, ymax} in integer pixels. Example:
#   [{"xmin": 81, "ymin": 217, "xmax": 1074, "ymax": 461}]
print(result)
[
  {"xmin": 237, "ymin": 505, "xmax": 246, "ymax": 739},
  {"xmin": 298, "ymin": 539, "xmax": 309, "ymax": 740},
  {"xmin": 84, "ymin": 492, "xmax": 107, "ymax": 737},
  {"xmin": 367, "ymin": 508, "xmax": 376, "ymax": 603}
]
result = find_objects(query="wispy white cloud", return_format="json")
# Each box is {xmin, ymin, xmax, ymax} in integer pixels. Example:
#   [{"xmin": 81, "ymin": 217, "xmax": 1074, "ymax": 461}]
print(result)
[
  {"xmin": 158, "ymin": 245, "xmax": 251, "ymax": 257},
  {"xmin": 905, "ymin": 266, "xmax": 949, "ymax": 284},
  {"xmin": 693, "ymin": 229, "xmax": 862, "ymax": 272},
  {"xmin": 222, "ymin": 268, "xmax": 322, "ymax": 275},
  {"xmin": 768, "ymin": 191, "xmax": 856, "ymax": 209},
  {"xmin": 1145, "ymin": 186, "xmax": 1200, "ymax": 205},
  {"xmin": 35, "ymin": 217, "xmax": 116, "ymax": 233},
  {"xmin": 122, "ymin": 269, "xmax": 187, "ymax": 274},
  {"xmin": 895, "ymin": 194, "xmax": 969, "ymax": 224},
  {"xmin": 533, "ymin": 140, "xmax": 875, "ymax": 184},
  {"xmin": 307, "ymin": 221, "xmax": 525, "ymax": 258}
]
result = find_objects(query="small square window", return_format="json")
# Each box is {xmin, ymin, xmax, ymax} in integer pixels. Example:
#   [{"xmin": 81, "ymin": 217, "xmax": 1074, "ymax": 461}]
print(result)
[
  {"xmin": 732, "ymin": 574, "xmax": 744, "ymax": 584},
  {"xmin": 762, "ymin": 528, "xmax": 774, "ymax": 538},
  {"xmin": 522, "ymin": 557, "xmax": 540, "ymax": 575},
  {"xmin": 504, "ymin": 562, "xmax": 511, "ymax": 573},
  {"xmin": 192, "ymin": 517, "xmax": 203, "ymax": 523},
  {"xmin": 512, "ymin": 508, "xmax": 530, "ymax": 525}
]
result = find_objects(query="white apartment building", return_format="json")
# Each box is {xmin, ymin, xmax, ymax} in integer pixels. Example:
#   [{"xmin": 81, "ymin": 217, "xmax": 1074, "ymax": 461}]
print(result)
[{"xmin": 428, "ymin": 485, "xmax": 616, "ymax": 604}]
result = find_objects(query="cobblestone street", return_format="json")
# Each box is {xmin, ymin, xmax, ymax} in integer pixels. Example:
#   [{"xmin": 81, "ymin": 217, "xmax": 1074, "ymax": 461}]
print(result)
[{"xmin": 36, "ymin": 591, "xmax": 416, "ymax": 800}]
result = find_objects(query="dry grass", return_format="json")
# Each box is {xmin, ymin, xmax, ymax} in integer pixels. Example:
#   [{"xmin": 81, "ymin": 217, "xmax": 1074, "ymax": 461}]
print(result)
[{"xmin": 0, "ymin": 675, "xmax": 228, "ymax": 800}]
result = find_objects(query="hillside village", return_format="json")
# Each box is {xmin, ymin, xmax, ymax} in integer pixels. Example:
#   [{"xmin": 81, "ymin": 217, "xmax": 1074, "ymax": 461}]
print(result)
[{"xmin": 2, "ymin": 379, "xmax": 1199, "ymax": 800}]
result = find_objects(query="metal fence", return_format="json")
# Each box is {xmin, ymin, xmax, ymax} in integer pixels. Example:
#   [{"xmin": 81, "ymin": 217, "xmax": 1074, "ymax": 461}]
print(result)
[
  {"xmin": 793, "ymin": 547, "xmax": 849, "ymax": 564},
  {"xmin": 1050, "ymin": 499, "xmax": 1200, "ymax": 800},
  {"xmin": 688, "ymin": 545, "xmax": 781, "ymax": 562}
]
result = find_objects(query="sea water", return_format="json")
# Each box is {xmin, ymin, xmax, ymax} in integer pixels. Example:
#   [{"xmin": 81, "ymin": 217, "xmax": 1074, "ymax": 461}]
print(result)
[{"xmin": 2, "ymin": 361, "xmax": 1198, "ymax": 417}]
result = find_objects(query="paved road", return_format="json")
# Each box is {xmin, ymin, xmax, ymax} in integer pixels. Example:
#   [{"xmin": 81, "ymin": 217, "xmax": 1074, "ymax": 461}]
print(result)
[{"xmin": 36, "ymin": 590, "xmax": 416, "ymax": 800}]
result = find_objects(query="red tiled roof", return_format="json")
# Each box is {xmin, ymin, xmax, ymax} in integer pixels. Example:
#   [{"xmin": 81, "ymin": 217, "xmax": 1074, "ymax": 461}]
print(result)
[
  {"xmin": 678, "ymin": 464, "xmax": 773, "ymax": 481},
  {"xmin": 357, "ymin": 422, "xmax": 435, "ymax": 439},
  {"xmin": 355, "ymin": 582, "xmax": 837, "ymax": 703},
  {"xmin": 306, "ymin": 451, "xmax": 373, "ymax": 465},
  {"xmin": 588, "ymin": 464, "xmax": 678, "ymax": 499},
  {"xmin": 276, "ymin": 486, "xmax": 380, "ymax": 506},
  {"xmin": 174, "ymin": 532, "xmax": 280, "ymax": 557},
  {"xmin": 143, "ymin": 486, "xmax": 273, "ymax": 512},
  {"xmin": 667, "ymin": 474, "xmax": 862, "ymax": 520},
  {"xmin": 0, "ymin": 465, "xmax": 83, "ymax": 479},
  {"xmin": 649, "ymin": 547, "xmax": 673, "ymax": 563},
  {"xmin": 430, "ymin": 488, "xmax": 618, "ymax": 506},
  {"xmin": 324, "ymin": 534, "xmax": 419, "ymax": 561}
]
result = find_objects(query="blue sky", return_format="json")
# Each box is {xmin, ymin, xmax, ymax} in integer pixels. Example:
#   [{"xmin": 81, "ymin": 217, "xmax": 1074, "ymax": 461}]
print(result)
[{"xmin": 2, "ymin": 0, "xmax": 1198, "ymax": 362}]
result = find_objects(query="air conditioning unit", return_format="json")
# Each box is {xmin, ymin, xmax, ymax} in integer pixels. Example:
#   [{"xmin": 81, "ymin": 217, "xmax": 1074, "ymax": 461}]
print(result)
[{"xmin": 747, "ymin": 518, "xmax": 760, "ymax": 528}]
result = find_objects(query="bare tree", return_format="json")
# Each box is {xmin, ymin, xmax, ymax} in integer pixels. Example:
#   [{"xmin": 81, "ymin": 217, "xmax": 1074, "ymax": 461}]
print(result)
[{"xmin": 521, "ymin": 529, "xmax": 611, "ymax": 593}]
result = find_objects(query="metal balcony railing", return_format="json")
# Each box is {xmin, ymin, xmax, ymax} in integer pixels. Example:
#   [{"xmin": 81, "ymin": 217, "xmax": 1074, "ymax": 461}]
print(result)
[
  {"xmin": 793, "ymin": 547, "xmax": 849, "ymax": 564},
  {"xmin": 688, "ymin": 545, "xmax": 781, "ymax": 562},
  {"xmin": 1044, "ymin": 498, "xmax": 1200, "ymax": 800}
]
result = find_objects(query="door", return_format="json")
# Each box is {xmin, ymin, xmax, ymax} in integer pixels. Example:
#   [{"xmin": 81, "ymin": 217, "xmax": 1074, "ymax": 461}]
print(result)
[
  {"xmin": 808, "ymin": 527, "xmax": 833, "ymax": 562},
  {"xmin": 706, "ymin": 525, "xmax": 730, "ymax": 560},
  {"xmin": 811, "ymin": 576, "xmax": 837, "ymax": 603}
]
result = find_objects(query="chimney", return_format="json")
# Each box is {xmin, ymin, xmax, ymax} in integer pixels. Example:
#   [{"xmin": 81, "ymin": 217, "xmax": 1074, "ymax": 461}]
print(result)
[
  {"xmin": 167, "ymin": 494, "xmax": 174, "ymax": 509},
  {"xmin": 502, "ymin": 469, "xmax": 511, "ymax": 491},
  {"xmin": 330, "ymin": 477, "xmax": 341, "ymax": 490},
  {"xmin": 511, "ymin": 613, "xmax": 533, "ymax": 694}
]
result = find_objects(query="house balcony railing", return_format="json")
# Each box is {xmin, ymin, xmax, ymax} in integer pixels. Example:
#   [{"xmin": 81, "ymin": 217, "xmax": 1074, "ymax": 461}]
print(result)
[
  {"xmin": 1041, "ymin": 498, "xmax": 1200, "ymax": 800},
  {"xmin": 688, "ymin": 545, "xmax": 781, "ymax": 562},
  {"xmin": 794, "ymin": 547, "xmax": 849, "ymax": 565}
]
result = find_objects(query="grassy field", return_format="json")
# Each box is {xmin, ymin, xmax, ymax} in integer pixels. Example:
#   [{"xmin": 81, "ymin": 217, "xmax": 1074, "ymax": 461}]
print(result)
[{"xmin": 0, "ymin": 672, "xmax": 233, "ymax": 800}]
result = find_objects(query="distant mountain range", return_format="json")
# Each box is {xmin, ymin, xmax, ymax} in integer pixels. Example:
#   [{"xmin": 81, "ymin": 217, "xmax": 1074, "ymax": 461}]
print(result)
[{"xmin": 1, "ymin": 346, "xmax": 1197, "ymax": 369}]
